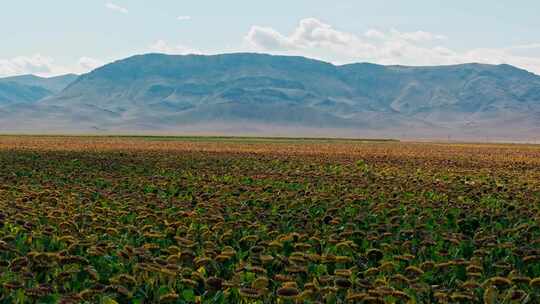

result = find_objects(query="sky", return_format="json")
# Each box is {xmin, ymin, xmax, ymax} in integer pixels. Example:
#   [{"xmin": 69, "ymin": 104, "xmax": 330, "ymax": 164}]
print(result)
[{"xmin": 1, "ymin": 0, "xmax": 540, "ymax": 77}]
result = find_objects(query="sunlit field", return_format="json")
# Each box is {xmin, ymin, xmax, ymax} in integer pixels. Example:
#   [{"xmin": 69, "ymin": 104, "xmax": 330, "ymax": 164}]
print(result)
[{"xmin": 1, "ymin": 136, "xmax": 540, "ymax": 303}]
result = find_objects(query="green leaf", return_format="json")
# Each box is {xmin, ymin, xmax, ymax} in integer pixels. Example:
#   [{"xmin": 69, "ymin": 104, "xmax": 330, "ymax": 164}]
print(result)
[
  {"xmin": 132, "ymin": 298, "xmax": 145, "ymax": 304},
  {"xmin": 102, "ymin": 296, "xmax": 119, "ymax": 304},
  {"xmin": 182, "ymin": 289, "xmax": 196, "ymax": 302},
  {"xmin": 158, "ymin": 285, "xmax": 170, "ymax": 296},
  {"xmin": 16, "ymin": 289, "xmax": 26, "ymax": 304}
]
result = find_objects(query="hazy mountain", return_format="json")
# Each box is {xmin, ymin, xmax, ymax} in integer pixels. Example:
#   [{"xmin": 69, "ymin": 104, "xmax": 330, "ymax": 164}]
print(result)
[
  {"xmin": 1, "ymin": 53, "xmax": 540, "ymax": 140},
  {"xmin": 0, "ymin": 74, "xmax": 78, "ymax": 105},
  {"xmin": 0, "ymin": 82, "xmax": 52, "ymax": 105},
  {"xmin": 1, "ymin": 74, "xmax": 78, "ymax": 93}
]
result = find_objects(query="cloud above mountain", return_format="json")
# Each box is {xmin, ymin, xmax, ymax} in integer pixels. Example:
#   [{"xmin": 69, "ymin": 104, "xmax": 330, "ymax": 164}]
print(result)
[
  {"xmin": 244, "ymin": 18, "xmax": 540, "ymax": 74},
  {"xmin": 149, "ymin": 40, "xmax": 202, "ymax": 55},
  {"xmin": 77, "ymin": 57, "xmax": 106, "ymax": 72},
  {"xmin": 0, "ymin": 54, "xmax": 68, "ymax": 77},
  {"xmin": 2, "ymin": 17, "xmax": 540, "ymax": 77},
  {"xmin": 0, "ymin": 54, "xmax": 105, "ymax": 77},
  {"xmin": 245, "ymin": 18, "xmax": 375, "ymax": 57}
]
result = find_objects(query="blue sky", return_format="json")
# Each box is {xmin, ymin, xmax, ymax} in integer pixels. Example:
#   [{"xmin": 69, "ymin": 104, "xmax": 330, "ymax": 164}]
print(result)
[{"xmin": 1, "ymin": 0, "xmax": 540, "ymax": 76}]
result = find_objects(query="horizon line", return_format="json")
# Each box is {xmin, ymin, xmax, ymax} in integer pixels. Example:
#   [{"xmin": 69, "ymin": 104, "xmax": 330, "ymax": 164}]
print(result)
[{"xmin": 1, "ymin": 52, "xmax": 538, "ymax": 78}]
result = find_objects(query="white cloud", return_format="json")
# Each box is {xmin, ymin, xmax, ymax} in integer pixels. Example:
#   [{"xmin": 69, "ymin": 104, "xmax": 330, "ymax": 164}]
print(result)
[
  {"xmin": 150, "ymin": 40, "xmax": 201, "ymax": 55},
  {"xmin": 508, "ymin": 43, "xmax": 540, "ymax": 50},
  {"xmin": 244, "ymin": 17, "xmax": 540, "ymax": 74},
  {"xmin": 394, "ymin": 30, "xmax": 447, "ymax": 42},
  {"xmin": 364, "ymin": 29, "xmax": 386, "ymax": 40},
  {"xmin": 245, "ymin": 26, "xmax": 295, "ymax": 50},
  {"xmin": 0, "ymin": 54, "xmax": 69, "ymax": 77},
  {"xmin": 177, "ymin": 16, "xmax": 191, "ymax": 21},
  {"xmin": 77, "ymin": 57, "xmax": 105, "ymax": 72},
  {"xmin": 245, "ymin": 18, "xmax": 376, "ymax": 60},
  {"xmin": 106, "ymin": 3, "xmax": 128, "ymax": 14}
]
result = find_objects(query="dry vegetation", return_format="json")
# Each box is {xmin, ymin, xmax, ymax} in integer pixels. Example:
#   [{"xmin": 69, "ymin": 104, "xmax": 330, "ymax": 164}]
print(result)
[{"xmin": 1, "ymin": 136, "xmax": 540, "ymax": 303}]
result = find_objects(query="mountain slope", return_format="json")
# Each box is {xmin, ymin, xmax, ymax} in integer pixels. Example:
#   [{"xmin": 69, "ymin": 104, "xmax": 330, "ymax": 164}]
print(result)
[
  {"xmin": 2, "ymin": 53, "xmax": 540, "ymax": 139},
  {"xmin": 0, "ymin": 82, "xmax": 52, "ymax": 105},
  {"xmin": 0, "ymin": 74, "xmax": 78, "ymax": 105}
]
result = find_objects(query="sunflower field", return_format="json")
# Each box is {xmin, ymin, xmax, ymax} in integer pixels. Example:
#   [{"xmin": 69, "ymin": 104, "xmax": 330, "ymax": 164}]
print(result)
[{"xmin": 0, "ymin": 136, "xmax": 540, "ymax": 303}]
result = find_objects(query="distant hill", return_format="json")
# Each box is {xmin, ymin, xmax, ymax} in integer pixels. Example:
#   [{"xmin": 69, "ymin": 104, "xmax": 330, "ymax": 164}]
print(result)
[
  {"xmin": 1, "ymin": 53, "xmax": 539, "ymax": 140},
  {"xmin": 1, "ymin": 74, "xmax": 78, "ymax": 93},
  {"xmin": 0, "ymin": 74, "xmax": 77, "ymax": 105}
]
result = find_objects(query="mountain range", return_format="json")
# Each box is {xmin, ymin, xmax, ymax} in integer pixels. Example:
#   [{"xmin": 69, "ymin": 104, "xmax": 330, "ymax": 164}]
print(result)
[{"xmin": 1, "ymin": 53, "xmax": 539, "ymax": 140}]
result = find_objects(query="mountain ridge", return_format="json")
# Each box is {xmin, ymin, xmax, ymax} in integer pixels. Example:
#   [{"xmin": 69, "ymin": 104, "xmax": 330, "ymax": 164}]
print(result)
[{"xmin": 1, "ymin": 53, "xmax": 539, "ymax": 140}]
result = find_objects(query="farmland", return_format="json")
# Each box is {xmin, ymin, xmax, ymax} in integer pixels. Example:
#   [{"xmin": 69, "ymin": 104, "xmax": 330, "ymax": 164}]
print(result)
[{"xmin": 1, "ymin": 136, "xmax": 540, "ymax": 303}]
